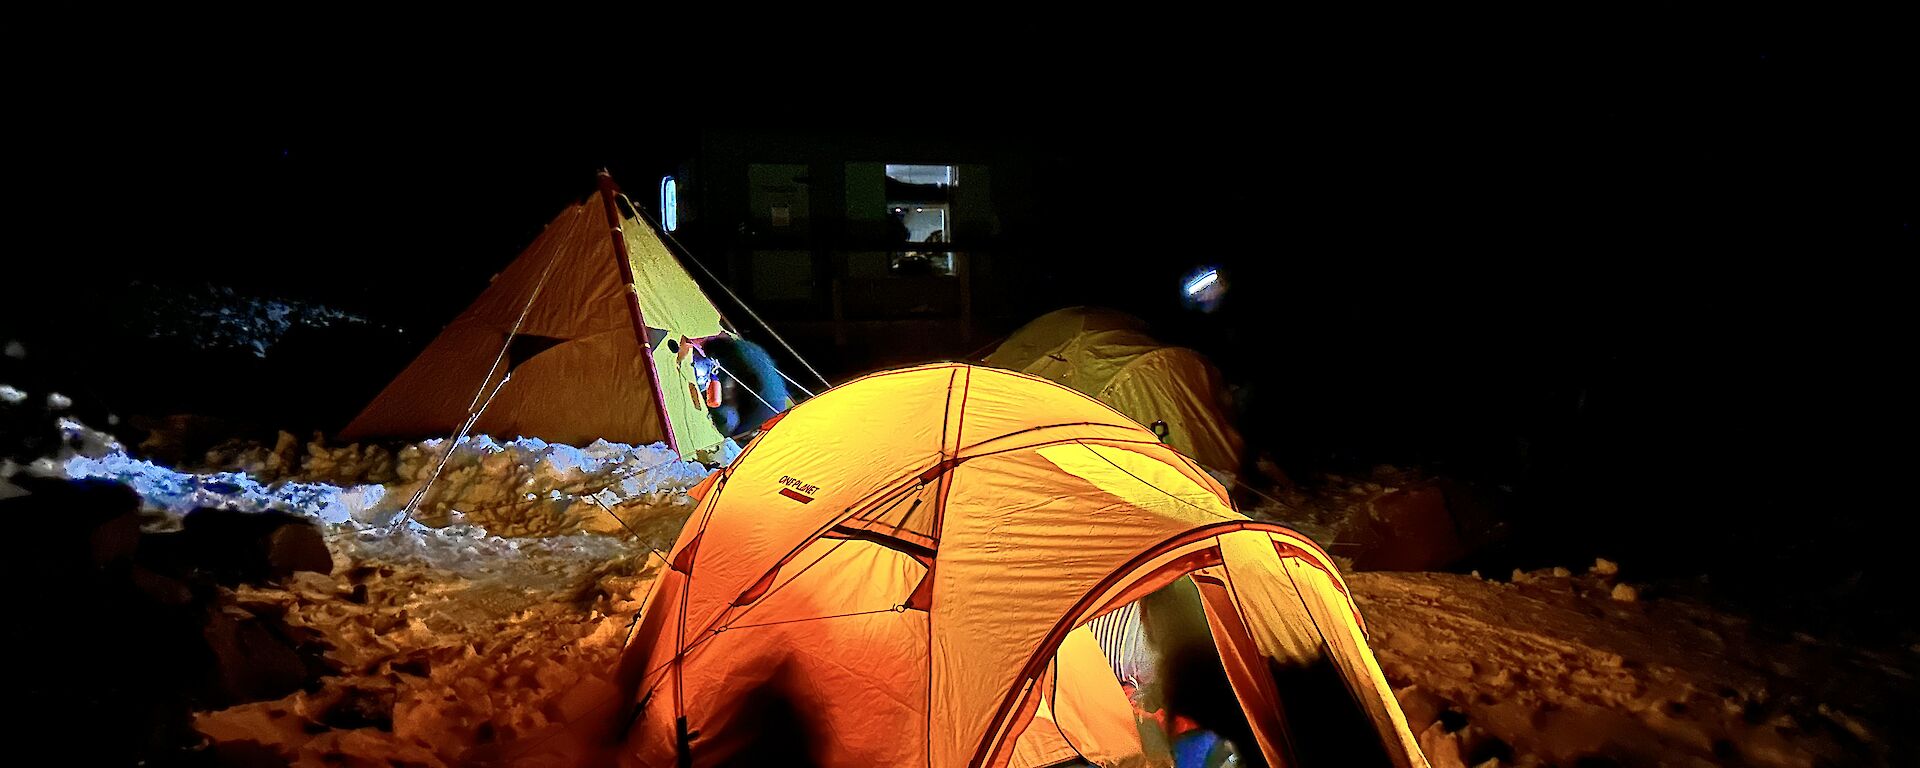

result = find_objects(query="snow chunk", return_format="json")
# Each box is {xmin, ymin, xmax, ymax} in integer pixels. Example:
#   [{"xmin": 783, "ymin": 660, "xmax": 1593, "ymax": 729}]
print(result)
[
  {"xmin": 58, "ymin": 445, "xmax": 389, "ymax": 523},
  {"xmin": 46, "ymin": 392, "xmax": 72, "ymax": 410},
  {"xmin": 0, "ymin": 384, "xmax": 24, "ymax": 404},
  {"xmin": 45, "ymin": 415, "xmax": 716, "ymax": 540},
  {"xmin": 2, "ymin": 340, "xmax": 22, "ymax": 359},
  {"xmin": 58, "ymin": 417, "xmax": 120, "ymax": 457},
  {"xmin": 125, "ymin": 282, "xmax": 376, "ymax": 358}
]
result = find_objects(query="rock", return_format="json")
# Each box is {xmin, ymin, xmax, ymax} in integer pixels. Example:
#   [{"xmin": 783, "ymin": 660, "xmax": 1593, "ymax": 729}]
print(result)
[
  {"xmin": 267, "ymin": 519, "xmax": 333, "ymax": 578},
  {"xmin": 1610, "ymin": 583, "xmax": 1639, "ymax": 602},
  {"xmin": 1550, "ymin": 567, "xmax": 1572, "ymax": 578},
  {"xmin": 2, "ymin": 476, "xmax": 142, "ymax": 579},
  {"xmin": 1395, "ymin": 684, "xmax": 1448, "ymax": 731},
  {"xmin": 1420, "ymin": 721, "xmax": 1471, "ymax": 768},
  {"xmin": 136, "ymin": 413, "xmax": 257, "ymax": 468},
  {"xmin": 179, "ymin": 508, "xmax": 334, "ymax": 585},
  {"xmin": 203, "ymin": 607, "xmax": 310, "ymax": 705},
  {"xmin": 266, "ymin": 430, "xmax": 300, "ymax": 480},
  {"xmin": 1338, "ymin": 484, "xmax": 1468, "ymax": 571},
  {"xmin": 1591, "ymin": 557, "xmax": 1620, "ymax": 576}
]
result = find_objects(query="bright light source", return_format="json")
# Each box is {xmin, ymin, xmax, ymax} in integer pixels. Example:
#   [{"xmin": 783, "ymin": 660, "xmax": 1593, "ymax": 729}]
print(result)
[
  {"xmin": 1181, "ymin": 266, "xmax": 1227, "ymax": 313},
  {"xmin": 660, "ymin": 176, "xmax": 679, "ymax": 232},
  {"xmin": 1184, "ymin": 269, "xmax": 1219, "ymax": 296}
]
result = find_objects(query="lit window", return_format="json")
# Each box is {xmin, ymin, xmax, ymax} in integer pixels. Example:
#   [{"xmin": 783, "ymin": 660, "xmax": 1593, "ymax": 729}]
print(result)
[
  {"xmin": 660, "ymin": 176, "xmax": 679, "ymax": 232},
  {"xmin": 884, "ymin": 164, "xmax": 957, "ymax": 275}
]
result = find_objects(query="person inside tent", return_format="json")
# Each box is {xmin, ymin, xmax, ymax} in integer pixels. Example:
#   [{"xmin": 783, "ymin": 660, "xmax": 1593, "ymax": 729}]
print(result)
[
  {"xmin": 698, "ymin": 336, "xmax": 791, "ymax": 437},
  {"xmin": 1090, "ymin": 580, "xmax": 1260, "ymax": 768}
]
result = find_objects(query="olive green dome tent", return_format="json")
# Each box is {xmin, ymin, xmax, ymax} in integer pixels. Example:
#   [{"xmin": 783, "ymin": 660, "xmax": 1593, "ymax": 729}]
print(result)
[{"xmin": 983, "ymin": 308, "xmax": 1246, "ymax": 477}]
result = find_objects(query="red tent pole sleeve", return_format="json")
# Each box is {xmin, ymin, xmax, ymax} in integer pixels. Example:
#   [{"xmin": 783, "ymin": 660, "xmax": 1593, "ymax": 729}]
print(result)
[{"xmin": 599, "ymin": 170, "xmax": 682, "ymax": 454}]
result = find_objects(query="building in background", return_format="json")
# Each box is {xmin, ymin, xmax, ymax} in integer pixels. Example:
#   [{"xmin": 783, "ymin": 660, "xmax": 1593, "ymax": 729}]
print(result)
[{"xmin": 659, "ymin": 130, "xmax": 1041, "ymax": 377}]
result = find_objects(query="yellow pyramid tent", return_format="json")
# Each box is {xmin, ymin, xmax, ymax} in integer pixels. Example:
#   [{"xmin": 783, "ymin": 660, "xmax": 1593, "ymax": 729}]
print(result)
[
  {"xmin": 502, "ymin": 364, "xmax": 1426, "ymax": 767},
  {"xmin": 340, "ymin": 172, "xmax": 733, "ymax": 457},
  {"xmin": 985, "ymin": 307, "xmax": 1247, "ymax": 477}
]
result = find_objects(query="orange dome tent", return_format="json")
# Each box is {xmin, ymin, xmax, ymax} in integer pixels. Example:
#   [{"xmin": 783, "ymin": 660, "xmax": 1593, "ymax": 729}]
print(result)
[{"xmin": 512, "ymin": 363, "xmax": 1426, "ymax": 767}]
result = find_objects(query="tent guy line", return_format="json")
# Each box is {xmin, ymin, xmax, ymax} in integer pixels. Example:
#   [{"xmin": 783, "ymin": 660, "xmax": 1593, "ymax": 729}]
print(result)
[
  {"xmin": 617, "ymin": 189, "xmax": 833, "ymax": 392},
  {"xmin": 390, "ymin": 217, "xmax": 566, "ymax": 531}
]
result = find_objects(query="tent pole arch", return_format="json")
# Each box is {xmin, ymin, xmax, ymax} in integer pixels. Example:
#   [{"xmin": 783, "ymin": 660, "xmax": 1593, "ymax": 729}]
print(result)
[
  {"xmin": 972, "ymin": 520, "xmax": 1375, "ymax": 768},
  {"xmin": 599, "ymin": 170, "xmax": 682, "ymax": 454}
]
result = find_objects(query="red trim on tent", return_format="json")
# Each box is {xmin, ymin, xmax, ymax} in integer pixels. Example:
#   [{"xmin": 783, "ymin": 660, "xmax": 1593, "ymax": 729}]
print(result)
[
  {"xmin": 599, "ymin": 170, "xmax": 681, "ymax": 454},
  {"xmin": 733, "ymin": 568, "xmax": 778, "ymax": 606},
  {"xmin": 671, "ymin": 531, "xmax": 702, "ymax": 573}
]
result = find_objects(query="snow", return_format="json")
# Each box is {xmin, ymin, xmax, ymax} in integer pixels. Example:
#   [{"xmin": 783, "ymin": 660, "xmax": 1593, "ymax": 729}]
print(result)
[
  {"xmin": 177, "ymin": 531, "xmax": 1917, "ymax": 766},
  {"xmin": 15, "ymin": 411, "xmax": 1912, "ymax": 765},
  {"xmin": 42, "ymin": 416, "xmax": 721, "ymax": 542},
  {"xmin": 125, "ymin": 281, "xmax": 378, "ymax": 358},
  {"xmin": 0, "ymin": 460, "xmax": 24, "ymax": 501},
  {"xmin": 0, "ymin": 384, "xmax": 24, "ymax": 404},
  {"xmin": 193, "ymin": 513, "xmax": 667, "ymax": 765},
  {"xmin": 61, "ymin": 446, "xmax": 389, "ymax": 524},
  {"xmin": 1358, "ymin": 568, "xmax": 1914, "ymax": 767},
  {"xmin": 11, "ymin": 411, "xmax": 725, "ymax": 764}
]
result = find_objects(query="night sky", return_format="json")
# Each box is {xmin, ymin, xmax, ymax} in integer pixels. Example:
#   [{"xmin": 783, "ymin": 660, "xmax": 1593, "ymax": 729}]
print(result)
[{"xmin": 8, "ymin": 38, "xmax": 1914, "ymax": 635}]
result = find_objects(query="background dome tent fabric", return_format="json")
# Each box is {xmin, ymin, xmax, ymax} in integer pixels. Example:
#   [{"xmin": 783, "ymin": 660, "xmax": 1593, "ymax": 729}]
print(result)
[
  {"xmin": 502, "ymin": 364, "xmax": 1425, "ymax": 767},
  {"xmin": 980, "ymin": 306, "xmax": 1146, "ymax": 373},
  {"xmin": 984, "ymin": 307, "xmax": 1248, "ymax": 479},
  {"xmin": 339, "ymin": 172, "xmax": 736, "ymax": 458}
]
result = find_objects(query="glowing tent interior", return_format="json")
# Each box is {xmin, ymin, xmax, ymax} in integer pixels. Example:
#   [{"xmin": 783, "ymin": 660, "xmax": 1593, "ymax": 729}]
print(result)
[
  {"xmin": 340, "ymin": 172, "xmax": 743, "ymax": 457},
  {"xmin": 505, "ymin": 363, "xmax": 1426, "ymax": 767}
]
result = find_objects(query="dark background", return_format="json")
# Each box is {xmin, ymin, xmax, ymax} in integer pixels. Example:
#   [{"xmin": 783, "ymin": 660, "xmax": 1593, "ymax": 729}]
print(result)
[{"xmin": 6, "ymin": 39, "xmax": 1913, "ymax": 639}]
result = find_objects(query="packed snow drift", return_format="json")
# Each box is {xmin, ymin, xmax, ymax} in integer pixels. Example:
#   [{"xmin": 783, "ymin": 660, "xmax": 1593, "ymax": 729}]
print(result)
[{"xmin": 2, "ymin": 381, "xmax": 1911, "ymax": 766}]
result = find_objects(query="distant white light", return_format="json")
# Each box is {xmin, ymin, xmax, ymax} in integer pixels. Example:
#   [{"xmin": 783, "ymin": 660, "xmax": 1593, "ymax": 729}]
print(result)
[
  {"xmin": 1184, "ymin": 269, "xmax": 1219, "ymax": 296},
  {"xmin": 660, "ymin": 176, "xmax": 679, "ymax": 232}
]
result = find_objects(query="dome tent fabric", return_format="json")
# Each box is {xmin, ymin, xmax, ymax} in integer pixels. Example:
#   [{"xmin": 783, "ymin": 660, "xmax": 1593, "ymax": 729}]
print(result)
[
  {"xmin": 985, "ymin": 308, "xmax": 1247, "ymax": 477},
  {"xmin": 339, "ymin": 172, "xmax": 734, "ymax": 458},
  {"xmin": 980, "ymin": 306, "xmax": 1146, "ymax": 373},
  {"xmin": 505, "ymin": 364, "xmax": 1426, "ymax": 767}
]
